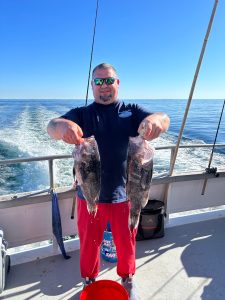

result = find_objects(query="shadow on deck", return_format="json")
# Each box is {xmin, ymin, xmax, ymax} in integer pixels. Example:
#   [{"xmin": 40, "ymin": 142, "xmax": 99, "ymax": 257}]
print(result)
[{"xmin": 2, "ymin": 217, "xmax": 225, "ymax": 300}]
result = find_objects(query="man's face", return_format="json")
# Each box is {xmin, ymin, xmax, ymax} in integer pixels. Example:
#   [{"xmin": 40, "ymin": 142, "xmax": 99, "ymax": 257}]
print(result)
[{"xmin": 91, "ymin": 68, "xmax": 120, "ymax": 105}]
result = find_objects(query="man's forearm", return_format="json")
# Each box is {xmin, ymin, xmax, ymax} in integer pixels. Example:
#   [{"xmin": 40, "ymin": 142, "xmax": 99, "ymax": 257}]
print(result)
[
  {"xmin": 47, "ymin": 118, "xmax": 84, "ymax": 144},
  {"xmin": 47, "ymin": 118, "xmax": 66, "ymax": 140}
]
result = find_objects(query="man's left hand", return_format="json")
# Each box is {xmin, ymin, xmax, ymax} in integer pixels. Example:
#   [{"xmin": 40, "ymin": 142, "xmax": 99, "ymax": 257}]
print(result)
[{"xmin": 138, "ymin": 114, "xmax": 167, "ymax": 140}]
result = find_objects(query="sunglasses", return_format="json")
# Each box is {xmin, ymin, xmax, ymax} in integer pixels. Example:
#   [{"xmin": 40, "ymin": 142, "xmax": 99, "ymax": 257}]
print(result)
[{"xmin": 93, "ymin": 77, "xmax": 117, "ymax": 86}]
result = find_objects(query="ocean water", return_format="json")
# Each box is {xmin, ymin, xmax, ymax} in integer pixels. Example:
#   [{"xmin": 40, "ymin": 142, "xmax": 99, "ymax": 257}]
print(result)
[{"xmin": 0, "ymin": 99, "xmax": 225, "ymax": 196}]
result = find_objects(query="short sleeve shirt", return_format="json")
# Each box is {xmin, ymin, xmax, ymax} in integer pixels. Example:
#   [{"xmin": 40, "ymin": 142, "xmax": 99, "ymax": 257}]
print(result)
[{"xmin": 61, "ymin": 101, "xmax": 151, "ymax": 203}]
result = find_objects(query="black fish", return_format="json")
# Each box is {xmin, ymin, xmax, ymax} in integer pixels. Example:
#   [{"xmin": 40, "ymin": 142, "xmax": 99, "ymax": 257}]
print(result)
[
  {"xmin": 72, "ymin": 136, "xmax": 101, "ymax": 214},
  {"xmin": 126, "ymin": 136, "xmax": 154, "ymax": 231}
]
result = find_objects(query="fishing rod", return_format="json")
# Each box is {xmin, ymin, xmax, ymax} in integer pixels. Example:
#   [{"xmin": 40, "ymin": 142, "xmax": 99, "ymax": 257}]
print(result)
[
  {"xmin": 85, "ymin": 0, "xmax": 99, "ymax": 107},
  {"xmin": 162, "ymin": 0, "xmax": 219, "ymax": 210},
  {"xmin": 71, "ymin": 0, "xmax": 100, "ymax": 219},
  {"xmin": 201, "ymin": 99, "xmax": 225, "ymax": 195}
]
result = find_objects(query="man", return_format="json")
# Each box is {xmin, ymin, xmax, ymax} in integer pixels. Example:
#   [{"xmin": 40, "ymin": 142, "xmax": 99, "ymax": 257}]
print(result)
[{"xmin": 47, "ymin": 63, "xmax": 170, "ymax": 300}]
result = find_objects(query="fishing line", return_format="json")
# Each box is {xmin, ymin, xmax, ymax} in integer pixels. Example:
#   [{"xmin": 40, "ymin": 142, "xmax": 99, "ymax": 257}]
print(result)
[
  {"xmin": 85, "ymin": 0, "xmax": 99, "ymax": 107},
  {"xmin": 201, "ymin": 99, "xmax": 225, "ymax": 195}
]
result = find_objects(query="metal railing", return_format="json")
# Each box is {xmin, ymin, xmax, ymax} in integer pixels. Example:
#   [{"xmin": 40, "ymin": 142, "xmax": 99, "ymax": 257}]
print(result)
[{"xmin": 0, "ymin": 143, "xmax": 225, "ymax": 190}]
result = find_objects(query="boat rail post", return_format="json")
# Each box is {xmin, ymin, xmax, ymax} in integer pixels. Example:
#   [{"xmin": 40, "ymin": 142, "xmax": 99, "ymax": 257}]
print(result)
[
  {"xmin": 48, "ymin": 159, "xmax": 54, "ymax": 189},
  {"xmin": 169, "ymin": 146, "xmax": 176, "ymax": 174},
  {"xmin": 48, "ymin": 158, "xmax": 58, "ymax": 254}
]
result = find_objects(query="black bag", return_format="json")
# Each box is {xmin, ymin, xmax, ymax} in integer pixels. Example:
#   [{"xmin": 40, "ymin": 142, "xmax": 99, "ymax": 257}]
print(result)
[
  {"xmin": 0, "ymin": 229, "xmax": 10, "ymax": 294},
  {"xmin": 136, "ymin": 200, "xmax": 165, "ymax": 241}
]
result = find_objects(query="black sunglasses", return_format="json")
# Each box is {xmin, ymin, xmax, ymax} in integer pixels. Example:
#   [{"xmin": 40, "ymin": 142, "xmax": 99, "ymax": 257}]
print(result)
[{"xmin": 93, "ymin": 77, "xmax": 117, "ymax": 86}]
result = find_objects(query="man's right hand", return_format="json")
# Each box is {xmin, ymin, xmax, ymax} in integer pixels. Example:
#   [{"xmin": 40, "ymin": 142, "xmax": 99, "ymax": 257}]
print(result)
[
  {"xmin": 47, "ymin": 118, "xmax": 84, "ymax": 145},
  {"xmin": 61, "ymin": 121, "xmax": 84, "ymax": 144}
]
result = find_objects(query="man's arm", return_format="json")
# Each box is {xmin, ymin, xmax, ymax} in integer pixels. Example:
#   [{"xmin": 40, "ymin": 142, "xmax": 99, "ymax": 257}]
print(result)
[
  {"xmin": 47, "ymin": 118, "xmax": 84, "ymax": 144},
  {"xmin": 138, "ymin": 112, "xmax": 170, "ymax": 140}
]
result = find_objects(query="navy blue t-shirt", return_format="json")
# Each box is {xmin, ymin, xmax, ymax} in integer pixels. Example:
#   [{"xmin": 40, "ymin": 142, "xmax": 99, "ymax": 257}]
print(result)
[{"xmin": 61, "ymin": 101, "xmax": 151, "ymax": 203}]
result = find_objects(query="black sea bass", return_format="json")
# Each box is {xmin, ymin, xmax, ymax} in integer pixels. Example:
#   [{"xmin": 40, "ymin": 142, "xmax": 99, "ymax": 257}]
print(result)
[
  {"xmin": 126, "ymin": 136, "xmax": 154, "ymax": 231},
  {"xmin": 72, "ymin": 136, "xmax": 101, "ymax": 214}
]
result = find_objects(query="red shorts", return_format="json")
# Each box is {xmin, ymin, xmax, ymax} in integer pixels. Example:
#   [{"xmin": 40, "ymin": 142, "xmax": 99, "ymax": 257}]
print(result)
[{"xmin": 77, "ymin": 197, "xmax": 137, "ymax": 279}]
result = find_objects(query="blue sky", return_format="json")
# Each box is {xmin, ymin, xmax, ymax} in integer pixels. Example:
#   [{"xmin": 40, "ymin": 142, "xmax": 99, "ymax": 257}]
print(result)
[{"xmin": 0, "ymin": 0, "xmax": 224, "ymax": 99}]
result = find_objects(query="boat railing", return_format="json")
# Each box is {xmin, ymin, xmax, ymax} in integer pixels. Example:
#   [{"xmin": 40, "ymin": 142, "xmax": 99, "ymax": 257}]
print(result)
[
  {"xmin": 0, "ymin": 143, "xmax": 225, "ymax": 190},
  {"xmin": 1, "ymin": 143, "xmax": 225, "ymax": 263}
]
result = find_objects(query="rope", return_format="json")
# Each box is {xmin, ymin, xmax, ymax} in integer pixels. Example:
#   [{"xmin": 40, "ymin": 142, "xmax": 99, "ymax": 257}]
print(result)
[{"xmin": 85, "ymin": 0, "xmax": 99, "ymax": 107}]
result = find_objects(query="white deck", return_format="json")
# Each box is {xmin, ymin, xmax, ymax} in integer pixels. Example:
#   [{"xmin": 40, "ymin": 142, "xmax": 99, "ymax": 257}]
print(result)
[
  {"xmin": 1, "ymin": 171, "xmax": 225, "ymax": 299},
  {"xmin": 2, "ymin": 216, "xmax": 225, "ymax": 300}
]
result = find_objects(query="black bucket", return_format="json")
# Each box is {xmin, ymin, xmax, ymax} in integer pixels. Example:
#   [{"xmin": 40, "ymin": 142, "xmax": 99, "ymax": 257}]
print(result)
[{"xmin": 136, "ymin": 200, "xmax": 165, "ymax": 241}]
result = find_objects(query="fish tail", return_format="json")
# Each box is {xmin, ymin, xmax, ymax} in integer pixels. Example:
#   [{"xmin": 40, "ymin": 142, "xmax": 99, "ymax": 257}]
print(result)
[
  {"xmin": 130, "ymin": 214, "xmax": 140, "ymax": 232},
  {"xmin": 87, "ymin": 203, "xmax": 98, "ymax": 216}
]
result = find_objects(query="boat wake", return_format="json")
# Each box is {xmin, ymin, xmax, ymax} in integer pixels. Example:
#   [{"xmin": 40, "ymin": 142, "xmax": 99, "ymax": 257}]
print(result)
[{"xmin": 0, "ymin": 100, "xmax": 225, "ymax": 196}]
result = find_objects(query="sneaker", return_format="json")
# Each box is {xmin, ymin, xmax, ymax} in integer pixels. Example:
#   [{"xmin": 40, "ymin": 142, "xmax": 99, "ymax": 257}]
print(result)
[
  {"xmin": 83, "ymin": 277, "xmax": 96, "ymax": 289},
  {"xmin": 121, "ymin": 275, "xmax": 140, "ymax": 300}
]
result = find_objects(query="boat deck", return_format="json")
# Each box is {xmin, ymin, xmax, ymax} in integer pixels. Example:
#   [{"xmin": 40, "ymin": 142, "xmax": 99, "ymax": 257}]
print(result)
[{"xmin": 2, "ymin": 217, "xmax": 225, "ymax": 300}]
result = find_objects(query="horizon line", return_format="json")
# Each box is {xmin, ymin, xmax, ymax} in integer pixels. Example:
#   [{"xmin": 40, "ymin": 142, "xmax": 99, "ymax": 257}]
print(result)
[{"xmin": 0, "ymin": 98, "xmax": 224, "ymax": 101}]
